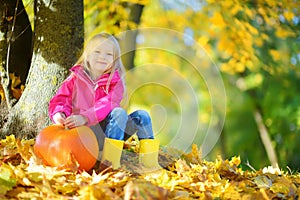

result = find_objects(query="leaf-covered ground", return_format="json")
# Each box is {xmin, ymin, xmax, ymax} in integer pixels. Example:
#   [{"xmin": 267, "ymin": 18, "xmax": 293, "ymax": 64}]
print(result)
[{"xmin": 0, "ymin": 135, "xmax": 300, "ymax": 200}]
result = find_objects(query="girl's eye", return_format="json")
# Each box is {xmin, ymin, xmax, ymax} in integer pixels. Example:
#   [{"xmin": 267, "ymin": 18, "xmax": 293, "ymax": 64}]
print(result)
[{"xmin": 107, "ymin": 52, "xmax": 113, "ymax": 56}]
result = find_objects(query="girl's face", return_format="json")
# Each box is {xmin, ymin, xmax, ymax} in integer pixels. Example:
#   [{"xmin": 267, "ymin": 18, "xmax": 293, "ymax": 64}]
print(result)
[{"xmin": 87, "ymin": 39, "xmax": 114, "ymax": 79}]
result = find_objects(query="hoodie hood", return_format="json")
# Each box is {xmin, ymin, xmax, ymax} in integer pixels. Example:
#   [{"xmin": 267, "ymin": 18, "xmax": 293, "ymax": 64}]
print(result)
[{"xmin": 70, "ymin": 65, "xmax": 121, "ymax": 87}]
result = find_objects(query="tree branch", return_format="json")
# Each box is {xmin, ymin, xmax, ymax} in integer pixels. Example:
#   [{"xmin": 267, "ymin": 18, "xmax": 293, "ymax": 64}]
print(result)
[{"xmin": 253, "ymin": 109, "xmax": 278, "ymax": 167}]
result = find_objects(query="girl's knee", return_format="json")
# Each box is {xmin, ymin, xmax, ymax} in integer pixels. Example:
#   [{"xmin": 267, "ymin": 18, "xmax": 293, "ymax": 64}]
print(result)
[
  {"xmin": 138, "ymin": 110, "xmax": 151, "ymax": 119},
  {"xmin": 110, "ymin": 107, "xmax": 128, "ymax": 120},
  {"xmin": 132, "ymin": 110, "xmax": 151, "ymax": 124}
]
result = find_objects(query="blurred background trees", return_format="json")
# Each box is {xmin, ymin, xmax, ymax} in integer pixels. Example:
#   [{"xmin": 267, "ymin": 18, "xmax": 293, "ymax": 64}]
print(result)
[{"xmin": 1, "ymin": 0, "xmax": 299, "ymax": 170}]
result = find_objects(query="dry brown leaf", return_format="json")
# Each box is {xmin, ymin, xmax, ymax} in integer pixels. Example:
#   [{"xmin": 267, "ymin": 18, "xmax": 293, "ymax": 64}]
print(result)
[{"xmin": 1, "ymin": 135, "xmax": 300, "ymax": 199}]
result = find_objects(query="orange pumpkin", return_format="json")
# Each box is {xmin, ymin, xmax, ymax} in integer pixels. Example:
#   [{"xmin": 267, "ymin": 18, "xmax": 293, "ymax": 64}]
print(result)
[{"xmin": 34, "ymin": 124, "xmax": 99, "ymax": 171}]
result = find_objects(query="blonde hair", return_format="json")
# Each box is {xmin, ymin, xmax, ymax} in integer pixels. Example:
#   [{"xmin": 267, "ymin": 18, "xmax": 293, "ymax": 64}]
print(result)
[{"xmin": 76, "ymin": 33, "xmax": 126, "ymax": 94}]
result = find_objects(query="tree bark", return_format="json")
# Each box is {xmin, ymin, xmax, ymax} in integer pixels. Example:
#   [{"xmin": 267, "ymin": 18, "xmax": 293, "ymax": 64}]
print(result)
[{"xmin": 1, "ymin": 0, "xmax": 84, "ymax": 138}]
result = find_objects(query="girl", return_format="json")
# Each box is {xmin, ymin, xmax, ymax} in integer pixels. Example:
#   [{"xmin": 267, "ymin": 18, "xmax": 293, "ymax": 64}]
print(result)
[{"xmin": 48, "ymin": 33, "xmax": 159, "ymax": 169}]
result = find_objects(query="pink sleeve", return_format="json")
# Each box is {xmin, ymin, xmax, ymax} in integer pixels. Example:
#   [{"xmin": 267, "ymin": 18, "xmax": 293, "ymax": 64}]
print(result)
[
  {"xmin": 81, "ymin": 80, "xmax": 124, "ymax": 126},
  {"xmin": 48, "ymin": 75, "xmax": 75, "ymax": 122}
]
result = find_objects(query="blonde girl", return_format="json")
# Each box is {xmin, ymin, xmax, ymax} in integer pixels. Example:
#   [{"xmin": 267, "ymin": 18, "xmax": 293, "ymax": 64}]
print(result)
[{"xmin": 48, "ymin": 33, "xmax": 160, "ymax": 170}]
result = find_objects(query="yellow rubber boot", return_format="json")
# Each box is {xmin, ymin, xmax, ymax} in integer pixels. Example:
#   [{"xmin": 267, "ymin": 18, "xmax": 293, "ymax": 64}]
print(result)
[
  {"xmin": 101, "ymin": 138, "xmax": 124, "ymax": 169},
  {"xmin": 139, "ymin": 139, "xmax": 160, "ymax": 168}
]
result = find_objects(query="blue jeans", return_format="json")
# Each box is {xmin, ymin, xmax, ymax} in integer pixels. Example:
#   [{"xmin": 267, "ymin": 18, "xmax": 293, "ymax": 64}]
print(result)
[{"xmin": 103, "ymin": 107, "xmax": 154, "ymax": 140}]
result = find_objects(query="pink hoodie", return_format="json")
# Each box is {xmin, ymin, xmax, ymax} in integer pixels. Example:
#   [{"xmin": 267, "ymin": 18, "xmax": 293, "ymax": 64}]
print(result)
[{"xmin": 48, "ymin": 65, "xmax": 124, "ymax": 126}]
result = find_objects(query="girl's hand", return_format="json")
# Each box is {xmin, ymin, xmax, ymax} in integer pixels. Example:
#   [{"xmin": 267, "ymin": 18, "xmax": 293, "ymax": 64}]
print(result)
[
  {"xmin": 64, "ymin": 115, "xmax": 88, "ymax": 129},
  {"xmin": 53, "ymin": 112, "xmax": 66, "ymax": 125}
]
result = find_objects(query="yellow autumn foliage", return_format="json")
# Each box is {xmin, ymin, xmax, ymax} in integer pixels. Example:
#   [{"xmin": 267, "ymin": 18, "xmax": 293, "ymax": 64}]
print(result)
[
  {"xmin": 1, "ymin": 136, "xmax": 300, "ymax": 199},
  {"xmin": 210, "ymin": 12, "xmax": 226, "ymax": 28},
  {"xmin": 269, "ymin": 50, "xmax": 281, "ymax": 62},
  {"xmin": 275, "ymin": 27, "xmax": 296, "ymax": 38},
  {"xmin": 0, "ymin": 73, "xmax": 24, "ymax": 102}
]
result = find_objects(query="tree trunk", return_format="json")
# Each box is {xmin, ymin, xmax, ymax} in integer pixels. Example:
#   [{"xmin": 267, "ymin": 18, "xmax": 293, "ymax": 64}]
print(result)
[
  {"xmin": 1, "ymin": 0, "xmax": 84, "ymax": 138},
  {"xmin": 120, "ymin": 3, "xmax": 144, "ymax": 69}
]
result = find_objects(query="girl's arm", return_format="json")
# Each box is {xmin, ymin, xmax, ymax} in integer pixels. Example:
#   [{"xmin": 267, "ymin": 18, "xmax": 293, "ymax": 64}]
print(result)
[{"xmin": 48, "ymin": 75, "xmax": 75, "ymax": 123}]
